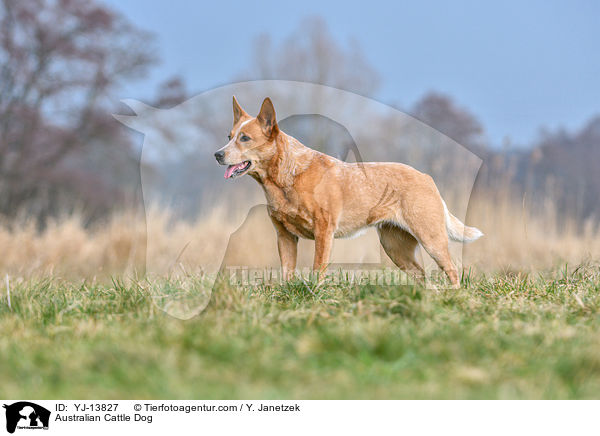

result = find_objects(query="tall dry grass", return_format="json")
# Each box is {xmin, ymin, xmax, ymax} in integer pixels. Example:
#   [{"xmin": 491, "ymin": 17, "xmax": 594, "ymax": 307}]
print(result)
[
  {"xmin": 464, "ymin": 189, "xmax": 600, "ymax": 272},
  {"xmin": 0, "ymin": 190, "xmax": 598, "ymax": 281}
]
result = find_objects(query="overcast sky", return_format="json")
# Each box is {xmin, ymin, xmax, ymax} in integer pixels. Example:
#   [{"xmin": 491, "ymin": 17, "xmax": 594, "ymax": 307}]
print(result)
[{"xmin": 104, "ymin": 0, "xmax": 600, "ymax": 147}]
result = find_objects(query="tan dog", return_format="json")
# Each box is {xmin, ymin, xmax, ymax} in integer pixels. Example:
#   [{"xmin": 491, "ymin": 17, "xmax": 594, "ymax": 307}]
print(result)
[{"xmin": 214, "ymin": 97, "xmax": 482, "ymax": 287}]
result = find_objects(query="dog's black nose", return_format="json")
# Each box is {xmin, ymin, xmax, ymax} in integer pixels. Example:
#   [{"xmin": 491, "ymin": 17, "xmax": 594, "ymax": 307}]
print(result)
[{"xmin": 214, "ymin": 150, "xmax": 225, "ymax": 162}]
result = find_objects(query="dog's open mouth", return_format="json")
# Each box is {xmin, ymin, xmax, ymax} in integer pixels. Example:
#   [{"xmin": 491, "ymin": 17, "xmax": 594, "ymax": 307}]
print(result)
[{"xmin": 224, "ymin": 160, "xmax": 251, "ymax": 179}]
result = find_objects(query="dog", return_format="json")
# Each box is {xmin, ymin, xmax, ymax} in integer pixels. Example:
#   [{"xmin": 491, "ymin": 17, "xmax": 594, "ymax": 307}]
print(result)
[{"xmin": 214, "ymin": 97, "xmax": 483, "ymax": 287}]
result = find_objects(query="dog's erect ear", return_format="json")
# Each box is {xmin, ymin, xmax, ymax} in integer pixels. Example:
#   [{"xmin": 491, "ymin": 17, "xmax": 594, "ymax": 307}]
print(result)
[
  {"xmin": 232, "ymin": 96, "xmax": 248, "ymax": 125},
  {"xmin": 257, "ymin": 97, "xmax": 279, "ymax": 138}
]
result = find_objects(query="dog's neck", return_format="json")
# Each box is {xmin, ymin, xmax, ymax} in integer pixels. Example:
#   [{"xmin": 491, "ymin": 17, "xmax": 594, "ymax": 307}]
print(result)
[{"xmin": 253, "ymin": 132, "xmax": 312, "ymax": 189}]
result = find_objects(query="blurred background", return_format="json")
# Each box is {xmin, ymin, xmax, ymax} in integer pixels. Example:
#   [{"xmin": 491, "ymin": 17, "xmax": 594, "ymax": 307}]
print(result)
[{"xmin": 1, "ymin": 0, "xmax": 599, "ymax": 278}]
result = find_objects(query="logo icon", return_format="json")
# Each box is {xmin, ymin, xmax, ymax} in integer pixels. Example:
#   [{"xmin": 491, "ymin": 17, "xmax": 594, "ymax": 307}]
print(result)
[{"xmin": 3, "ymin": 402, "xmax": 50, "ymax": 434}]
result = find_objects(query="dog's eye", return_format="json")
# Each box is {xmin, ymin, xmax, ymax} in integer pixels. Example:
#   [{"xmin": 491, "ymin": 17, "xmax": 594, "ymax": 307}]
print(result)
[
  {"xmin": 240, "ymin": 134, "xmax": 251, "ymax": 142},
  {"xmin": 227, "ymin": 134, "xmax": 232, "ymax": 140}
]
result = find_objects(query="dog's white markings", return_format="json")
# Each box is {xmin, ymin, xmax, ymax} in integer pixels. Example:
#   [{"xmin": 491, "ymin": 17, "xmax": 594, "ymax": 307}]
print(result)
[
  {"xmin": 235, "ymin": 119, "xmax": 252, "ymax": 139},
  {"xmin": 335, "ymin": 227, "xmax": 368, "ymax": 239},
  {"xmin": 442, "ymin": 199, "xmax": 483, "ymax": 243}
]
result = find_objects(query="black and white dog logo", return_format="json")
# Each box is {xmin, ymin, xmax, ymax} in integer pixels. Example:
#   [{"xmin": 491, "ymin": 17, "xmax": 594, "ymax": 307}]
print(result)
[{"xmin": 3, "ymin": 402, "xmax": 50, "ymax": 433}]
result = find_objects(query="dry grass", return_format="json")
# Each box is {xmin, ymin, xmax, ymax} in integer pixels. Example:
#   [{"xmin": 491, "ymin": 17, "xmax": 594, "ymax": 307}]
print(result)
[
  {"xmin": 0, "ymin": 192, "xmax": 599, "ymax": 280},
  {"xmin": 464, "ymin": 190, "xmax": 600, "ymax": 272}
]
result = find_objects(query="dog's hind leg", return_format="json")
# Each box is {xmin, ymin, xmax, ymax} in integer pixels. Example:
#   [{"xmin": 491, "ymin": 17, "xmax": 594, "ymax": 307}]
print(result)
[
  {"xmin": 377, "ymin": 223, "xmax": 424, "ymax": 281},
  {"xmin": 386, "ymin": 188, "xmax": 461, "ymax": 288},
  {"xmin": 403, "ymin": 215, "xmax": 460, "ymax": 288}
]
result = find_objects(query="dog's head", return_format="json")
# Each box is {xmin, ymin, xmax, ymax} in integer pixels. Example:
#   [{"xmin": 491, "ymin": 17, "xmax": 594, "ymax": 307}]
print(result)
[{"xmin": 214, "ymin": 96, "xmax": 279, "ymax": 179}]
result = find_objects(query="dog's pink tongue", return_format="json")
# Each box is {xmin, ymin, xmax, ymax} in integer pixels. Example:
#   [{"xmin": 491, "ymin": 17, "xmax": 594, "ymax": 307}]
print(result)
[{"xmin": 224, "ymin": 163, "xmax": 244, "ymax": 179}]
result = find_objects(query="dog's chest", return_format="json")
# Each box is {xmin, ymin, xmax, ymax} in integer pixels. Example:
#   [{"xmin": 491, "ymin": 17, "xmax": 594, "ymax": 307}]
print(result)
[{"xmin": 263, "ymin": 186, "xmax": 315, "ymax": 239}]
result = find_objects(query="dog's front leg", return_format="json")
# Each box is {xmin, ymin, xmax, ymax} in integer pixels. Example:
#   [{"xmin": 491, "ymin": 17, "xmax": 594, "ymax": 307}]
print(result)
[
  {"xmin": 313, "ymin": 223, "xmax": 335, "ymax": 275},
  {"xmin": 271, "ymin": 218, "xmax": 298, "ymax": 280},
  {"xmin": 278, "ymin": 232, "xmax": 298, "ymax": 281}
]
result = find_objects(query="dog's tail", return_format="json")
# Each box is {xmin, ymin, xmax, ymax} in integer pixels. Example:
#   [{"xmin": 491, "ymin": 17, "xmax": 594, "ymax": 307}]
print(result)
[{"xmin": 442, "ymin": 200, "xmax": 483, "ymax": 243}]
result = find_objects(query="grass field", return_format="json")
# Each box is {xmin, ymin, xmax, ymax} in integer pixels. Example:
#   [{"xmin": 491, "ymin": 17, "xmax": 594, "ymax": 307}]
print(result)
[{"xmin": 1, "ymin": 265, "xmax": 599, "ymax": 399}]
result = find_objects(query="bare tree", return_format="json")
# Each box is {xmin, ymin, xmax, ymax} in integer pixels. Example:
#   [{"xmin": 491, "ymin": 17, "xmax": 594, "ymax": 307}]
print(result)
[
  {"xmin": 522, "ymin": 117, "xmax": 600, "ymax": 223},
  {"xmin": 153, "ymin": 76, "xmax": 188, "ymax": 109},
  {"xmin": 243, "ymin": 16, "xmax": 379, "ymax": 97},
  {"xmin": 0, "ymin": 0, "xmax": 155, "ymax": 220},
  {"xmin": 410, "ymin": 92, "xmax": 486, "ymax": 154}
]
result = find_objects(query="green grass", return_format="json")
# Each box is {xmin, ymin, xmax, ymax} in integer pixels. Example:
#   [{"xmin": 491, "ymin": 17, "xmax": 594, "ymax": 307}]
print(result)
[{"xmin": 1, "ymin": 265, "xmax": 600, "ymax": 399}]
